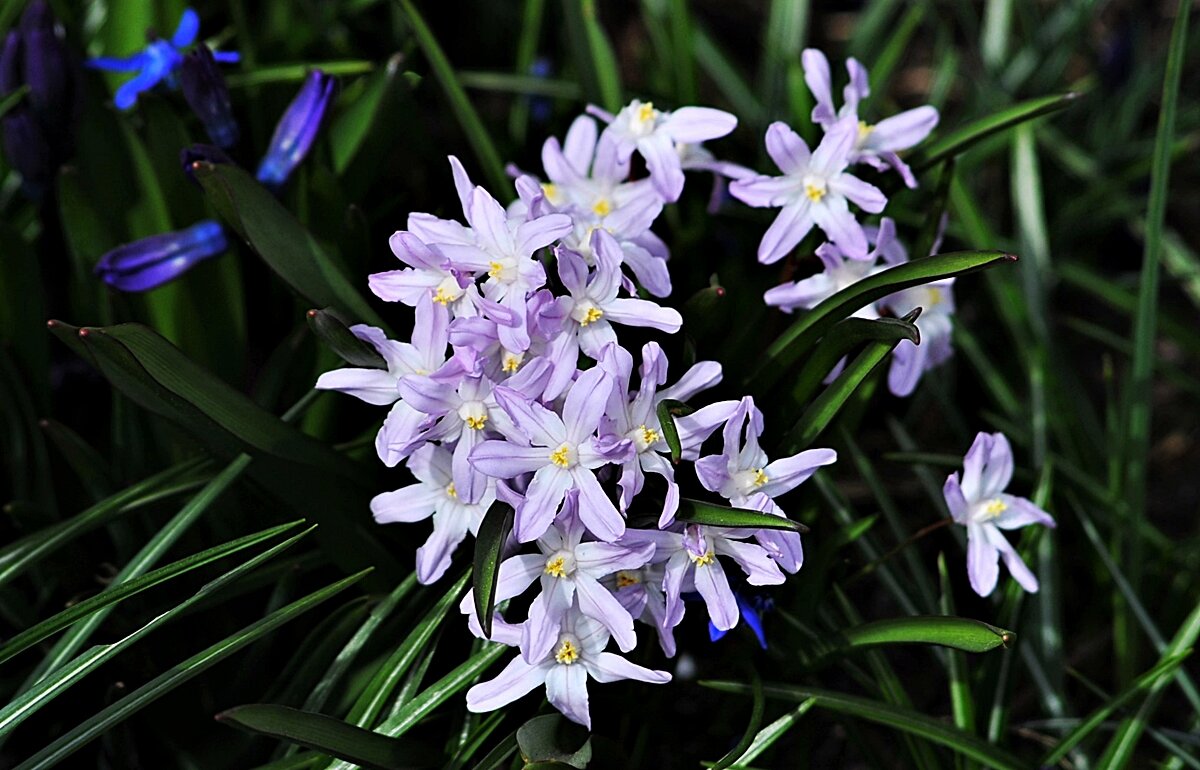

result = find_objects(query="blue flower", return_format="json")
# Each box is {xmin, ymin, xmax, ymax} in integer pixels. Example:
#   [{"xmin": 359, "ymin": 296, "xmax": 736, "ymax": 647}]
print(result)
[
  {"xmin": 255, "ymin": 70, "xmax": 335, "ymax": 190},
  {"xmin": 180, "ymin": 45, "xmax": 238, "ymax": 147},
  {"xmin": 708, "ymin": 593, "xmax": 772, "ymax": 649},
  {"xmin": 94, "ymin": 220, "xmax": 228, "ymax": 292},
  {"xmin": 88, "ymin": 9, "xmax": 238, "ymax": 111}
]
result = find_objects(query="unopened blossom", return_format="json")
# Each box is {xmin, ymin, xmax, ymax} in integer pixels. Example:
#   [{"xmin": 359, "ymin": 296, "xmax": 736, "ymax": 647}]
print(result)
[
  {"xmin": 94, "ymin": 220, "xmax": 227, "ymax": 292},
  {"xmin": 469, "ymin": 366, "xmax": 631, "ymax": 543},
  {"xmin": 695, "ymin": 397, "xmax": 836, "ymax": 573},
  {"xmin": 88, "ymin": 8, "xmax": 238, "ymax": 111},
  {"xmin": 731, "ymin": 117, "xmax": 887, "ymax": 262},
  {"xmin": 801, "ymin": 48, "xmax": 939, "ymax": 189},
  {"xmin": 371, "ymin": 444, "xmax": 496, "ymax": 584},
  {"xmin": 590, "ymin": 99, "xmax": 737, "ymax": 203},
  {"xmin": 763, "ymin": 218, "xmax": 903, "ymax": 314},
  {"xmin": 943, "ymin": 432, "xmax": 1056, "ymax": 597},
  {"xmin": 466, "ymin": 608, "xmax": 670, "ymax": 729},
  {"xmin": 505, "ymin": 493, "xmax": 653, "ymax": 662},
  {"xmin": 179, "ymin": 45, "xmax": 238, "ymax": 148},
  {"xmin": 599, "ymin": 342, "xmax": 736, "ymax": 527},
  {"xmin": 256, "ymin": 70, "xmax": 335, "ymax": 190}
]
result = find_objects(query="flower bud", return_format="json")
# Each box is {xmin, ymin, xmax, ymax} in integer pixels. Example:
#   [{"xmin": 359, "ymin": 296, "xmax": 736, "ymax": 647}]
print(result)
[
  {"xmin": 255, "ymin": 70, "xmax": 334, "ymax": 190},
  {"xmin": 94, "ymin": 220, "xmax": 228, "ymax": 292},
  {"xmin": 180, "ymin": 44, "xmax": 238, "ymax": 148}
]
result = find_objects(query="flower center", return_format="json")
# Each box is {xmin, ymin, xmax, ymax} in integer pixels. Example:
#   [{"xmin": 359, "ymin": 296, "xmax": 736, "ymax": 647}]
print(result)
[
  {"xmin": 629, "ymin": 101, "xmax": 659, "ymax": 135},
  {"xmin": 802, "ymin": 175, "xmax": 827, "ymax": 203},
  {"xmin": 554, "ymin": 636, "xmax": 581, "ymax": 665},
  {"xmin": 486, "ymin": 258, "xmax": 517, "ymax": 282},
  {"xmin": 501, "ymin": 351, "xmax": 524, "ymax": 373},
  {"xmin": 571, "ymin": 300, "xmax": 605, "ymax": 327},
  {"xmin": 972, "ymin": 498, "xmax": 1008, "ymax": 523},
  {"xmin": 856, "ymin": 120, "xmax": 874, "ymax": 147},
  {"xmin": 628, "ymin": 424, "xmax": 661, "ymax": 453},
  {"xmin": 615, "ymin": 570, "xmax": 641, "ymax": 588},
  {"xmin": 689, "ymin": 548, "xmax": 716, "ymax": 567},
  {"xmin": 544, "ymin": 550, "xmax": 576, "ymax": 578},
  {"xmin": 458, "ymin": 401, "xmax": 489, "ymax": 430},
  {"xmin": 592, "ymin": 198, "xmax": 612, "ymax": 217},
  {"xmin": 445, "ymin": 482, "xmax": 457, "ymax": 499},
  {"xmin": 541, "ymin": 182, "xmax": 562, "ymax": 205},
  {"xmin": 549, "ymin": 443, "xmax": 575, "ymax": 468},
  {"xmin": 734, "ymin": 468, "xmax": 769, "ymax": 495},
  {"xmin": 432, "ymin": 275, "xmax": 462, "ymax": 306}
]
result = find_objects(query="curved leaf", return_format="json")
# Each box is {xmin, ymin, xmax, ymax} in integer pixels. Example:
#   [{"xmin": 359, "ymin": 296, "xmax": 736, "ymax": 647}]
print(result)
[
  {"xmin": 789, "ymin": 313, "xmax": 920, "ymax": 409},
  {"xmin": 843, "ymin": 615, "xmax": 1014, "ymax": 654},
  {"xmin": 217, "ymin": 705, "xmax": 437, "ymax": 770},
  {"xmin": 307, "ymin": 308, "xmax": 387, "ymax": 369},
  {"xmin": 675, "ymin": 498, "xmax": 809, "ymax": 533},
  {"xmin": 516, "ymin": 714, "xmax": 592, "ymax": 769},
  {"xmin": 753, "ymin": 251, "xmax": 1015, "ymax": 390},
  {"xmin": 474, "ymin": 504, "xmax": 514, "ymax": 638},
  {"xmin": 655, "ymin": 398, "xmax": 693, "ymax": 464},
  {"xmin": 711, "ymin": 668, "xmax": 764, "ymax": 770}
]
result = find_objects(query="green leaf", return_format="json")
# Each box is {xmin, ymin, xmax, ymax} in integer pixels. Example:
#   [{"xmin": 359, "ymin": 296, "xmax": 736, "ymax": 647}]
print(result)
[
  {"xmin": 700, "ymin": 682, "xmax": 1026, "ymax": 770},
  {"xmin": 515, "ymin": 715, "xmax": 592, "ymax": 769},
  {"xmin": 711, "ymin": 668, "xmax": 764, "ymax": 770},
  {"xmin": 16, "ymin": 571, "xmax": 370, "ymax": 770},
  {"xmin": 0, "ymin": 519, "xmax": 303, "ymax": 666},
  {"xmin": 458, "ymin": 70, "xmax": 582, "ymax": 99},
  {"xmin": 675, "ymin": 498, "xmax": 808, "ymax": 533},
  {"xmin": 655, "ymin": 398, "xmax": 693, "ymax": 464},
  {"xmin": 560, "ymin": 0, "xmax": 622, "ymax": 112},
  {"xmin": 753, "ymin": 251, "xmax": 1015, "ymax": 391},
  {"xmin": 938, "ymin": 554, "xmax": 977, "ymax": 751},
  {"xmin": 908, "ymin": 92, "xmax": 1079, "ymax": 173},
  {"xmin": 190, "ymin": 162, "xmax": 383, "ymax": 327},
  {"xmin": 474, "ymin": 504, "xmax": 514, "ymax": 638},
  {"xmin": 225, "ymin": 61, "xmax": 377, "ymax": 88},
  {"xmin": 369, "ymin": 643, "xmax": 506, "ymax": 739},
  {"xmin": 217, "ymin": 705, "xmax": 438, "ymax": 770},
  {"xmin": 789, "ymin": 314, "xmax": 920, "ymax": 409},
  {"xmin": 0, "ymin": 525, "xmax": 320, "ymax": 738},
  {"xmin": 394, "ymin": 0, "xmax": 509, "ymax": 195},
  {"xmin": 37, "ymin": 418, "xmax": 115, "ymax": 499},
  {"xmin": 1042, "ymin": 651, "xmax": 1192, "ymax": 765},
  {"xmin": 306, "ymin": 308, "xmax": 387, "ymax": 369},
  {"xmin": 329, "ymin": 55, "xmax": 406, "ymax": 174},
  {"xmin": 841, "ymin": 615, "xmax": 1014, "ymax": 654},
  {"xmin": 783, "ymin": 312, "xmax": 916, "ymax": 452}
]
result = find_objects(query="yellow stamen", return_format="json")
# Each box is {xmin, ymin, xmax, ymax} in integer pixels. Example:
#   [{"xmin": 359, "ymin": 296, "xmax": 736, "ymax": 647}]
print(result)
[
  {"xmin": 640, "ymin": 425, "xmax": 661, "ymax": 446},
  {"xmin": 445, "ymin": 482, "xmax": 457, "ymax": 499},
  {"xmin": 592, "ymin": 198, "xmax": 612, "ymax": 217},
  {"xmin": 502, "ymin": 353, "xmax": 522, "ymax": 373},
  {"xmin": 751, "ymin": 468, "xmax": 768, "ymax": 488},
  {"xmin": 983, "ymin": 500, "xmax": 1008, "ymax": 518},
  {"xmin": 579, "ymin": 306, "xmax": 604, "ymax": 326},
  {"xmin": 545, "ymin": 555, "xmax": 567, "ymax": 578},
  {"xmin": 554, "ymin": 638, "xmax": 580, "ymax": 664},
  {"xmin": 465, "ymin": 414, "xmax": 488, "ymax": 430},
  {"xmin": 541, "ymin": 182, "xmax": 561, "ymax": 204},
  {"xmin": 689, "ymin": 549, "xmax": 716, "ymax": 567},
  {"xmin": 928, "ymin": 287, "xmax": 942, "ymax": 305},
  {"xmin": 637, "ymin": 102, "xmax": 656, "ymax": 123},
  {"xmin": 804, "ymin": 183, "xmax": 826, "ymax": 202},
  {"xmin": 616, "ymin": 570, "xmax": 641, "ymax": 588},
  {"xmin": 549, "ymin": 445, "xmax": 571, "ymax": 468},
  {"xmin": 487, "ymin": 261, "xmax": 503, "ymax": 279},
  {"xmin": 433, "ymin": 286, "xmax": 452, "ymax": 305},
  {"xmin": 857, "ymin": 120, "xmax": 874, "ymax": 143}
]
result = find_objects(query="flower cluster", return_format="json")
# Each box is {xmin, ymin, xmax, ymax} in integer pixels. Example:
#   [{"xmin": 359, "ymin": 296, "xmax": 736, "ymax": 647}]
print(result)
[
  {"xmin": 316, "ymin": 99, "xmax": 840, "ymax": 727},
  {"xmin": 732, "ymin": 51, "xmax": 951, "ymax": 396}
]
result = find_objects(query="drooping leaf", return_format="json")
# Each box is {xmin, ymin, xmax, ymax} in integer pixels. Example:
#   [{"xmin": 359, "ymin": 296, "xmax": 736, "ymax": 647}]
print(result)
[
  {"xmin": 675, "ymin": 498, "xmax": 808, "ymax": 533},
  {"xmin": 217, "ymin": 704, "xmax": 438, "ymax": 770},
  {"xmin": 655, "ymin": 398, "xmax": 693, "ymax": 464},
  {"xmin": 474, "ymin": 504, "xmax": 514, "ymax": 638},
  {"xmin": 306, "ymin": 308, "xmax": 387, "ymax": 369}
]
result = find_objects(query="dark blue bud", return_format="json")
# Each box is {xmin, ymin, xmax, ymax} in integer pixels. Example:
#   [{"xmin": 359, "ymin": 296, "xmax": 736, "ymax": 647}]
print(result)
[
  {"xmin": 255, "ymin": 70, "xmax": 334, "ymax": 190},
  {"xmin": 18, "ymin": 1, "xmax": 71, "ymax": 126},
  {"xmin": 1, "ymin": 106, "xmax": 51, "ymax": 195},
  {"xmin": 180, "ymin": 45, "xmax": 238, "ymax": 148},
  {"xmin": 180, "ymin": 143, "xmax": 232, "ymax": 185},
  {"xmin": 94, "ymin": 220, "xmax": 228, "ymax": 292}
]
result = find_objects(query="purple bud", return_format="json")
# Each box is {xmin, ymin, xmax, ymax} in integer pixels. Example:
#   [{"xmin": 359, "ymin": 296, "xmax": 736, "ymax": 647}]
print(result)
[
  {"xmin": 18, "ymin": 1, "xmax": 70, "ymax": 124},
  {"xmin": 180, "ymin": 45, "xmax": 238, "ymax": 148},
  {"xmin": 94, "ymin": 220, "xmax": 228, "ymax": 292},
  {"xmin": 255, "ymin": 70, "xmax": 334, "ymax": 190}
]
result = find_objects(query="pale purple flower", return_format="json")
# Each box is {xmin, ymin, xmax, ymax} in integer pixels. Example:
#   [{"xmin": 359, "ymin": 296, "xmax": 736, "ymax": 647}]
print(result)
[
  {"xmin": 943, "ymin": 432, "xmax": 1056, "ymax": 597},
  {"xmin": 590, "ymin": 99, "xmax": 737, "ymax": 203},
  {"xmin": 469, "ymin": 366, "xmax": 631, "ymax": 543},
  {"xmin": 730, "ymin": 117, "xmax": 887, "ymax": 262},
  {"xmin": 882, "ymin": 276, "xmax": 955, "ymax": 398},
  {"xmin": 624, "ymin": 524, "xmax": 785, "ymax": 632},
  {"xmin": 598, "ymin": 342, "xmax": 737, "ymax": 527},
  {"xmin": 371, "ymin": 444, "xmax": 496, "ymax": 584},
  {"xmin": 499, "ymin": 492, "xmax": 654, "ymax": 662},
  {"xmin": 369, "ymin": 230, "xmax": 483, "ymax": 319},
  {"xmin": 604, "ymin": 562, "xmax": 680, "ymax": 657},
  {"xmin": 694, "ymin": 397, "xmax": 836, "ymax": 573},
  {"xmin": 466, "ymin": 607, "xmax": 670, "ymax": 729},
  {"xmin": 801, "ymin": 48, "xmax": 939, "ymax": 189}
]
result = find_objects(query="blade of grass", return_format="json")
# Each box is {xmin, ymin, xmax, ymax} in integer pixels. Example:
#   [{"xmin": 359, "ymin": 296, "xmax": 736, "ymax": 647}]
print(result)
[
  {"xmin": 710, "ymin": 668, "xmax": 763, "ymax": 770},
  {"xmin": 560, "ymin": 0, "xmax": 622, "ymax": 112}
]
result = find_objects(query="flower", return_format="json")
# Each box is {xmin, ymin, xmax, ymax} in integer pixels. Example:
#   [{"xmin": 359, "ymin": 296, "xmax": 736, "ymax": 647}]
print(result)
[
  {"xmin": 180, "ymin": 45, "xmax": 238, "ymax": 148},
  {"xmin": 590, "ymin": 99, "xmax": 737, "ymax": 203},
  {"xmin": 93, "ymin": 220, "xmax": 227, "ymax": 292},
  {"xmin": 371, "ymin": 444, "xmax": 496, "ymax": 584},
  {"xmin": 88, "ymin": 8, "xmax": 239, "ymax": 111},
  {"xmin": 943, "ymin": 432, "xmax": 1056, "ymax": 597},
  {"xmin": 709, "ymin": 593, "xmax": 772, "ymax": 648},
  {"xmin": 466, "ymin": 607, "xmax": 670, "ymax": 729},
  {"xmin": 882, "ymin": 275, "xmax": 955, "ymax": 398},
  {"xmin": 801, "ymin": 48, "xmax": 939, "ymax": 189},
  {"xmin": 605, "ymin": 562, "xmax": 680, "ymax": 657},
  {"xmin": 469, "ymin": 366, "xmax": 631, "ymax": 543},
  {"xmin": 695, "ymin": 397, "xmax": 836, "ymax": 573},
  {"xmin": 731, "ymin": 118, "xmax": 887, "ymax": 262},
  {"xmin": 256, "ymin": 70, "xmax": 335, "ymax": 190}
]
